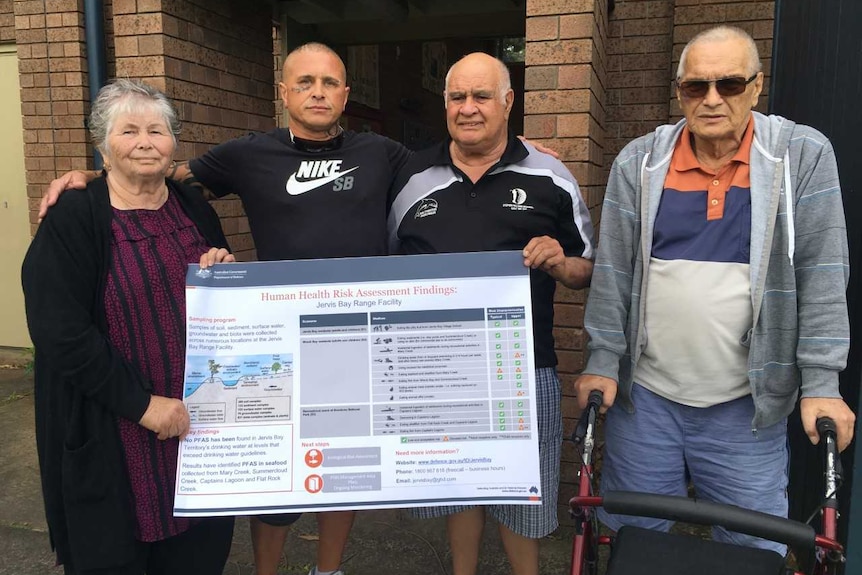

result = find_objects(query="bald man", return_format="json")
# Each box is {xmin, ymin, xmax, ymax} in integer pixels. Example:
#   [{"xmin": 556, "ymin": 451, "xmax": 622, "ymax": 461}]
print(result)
[{"xmin": 388, "ymin": 52, "xmax": 596, "ymax": 575}]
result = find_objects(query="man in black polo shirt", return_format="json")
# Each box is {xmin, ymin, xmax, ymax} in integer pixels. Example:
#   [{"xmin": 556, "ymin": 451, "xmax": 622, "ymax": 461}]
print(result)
[{"xmin": 388, "ymin": 52, "xmax": 595, "ymax": 575}]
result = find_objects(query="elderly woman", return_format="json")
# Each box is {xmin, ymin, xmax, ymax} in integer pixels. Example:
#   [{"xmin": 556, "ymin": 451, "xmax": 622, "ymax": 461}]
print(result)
[{"xmin": 22, "ymin": 79, "xmax": 235, "ymax": 575}]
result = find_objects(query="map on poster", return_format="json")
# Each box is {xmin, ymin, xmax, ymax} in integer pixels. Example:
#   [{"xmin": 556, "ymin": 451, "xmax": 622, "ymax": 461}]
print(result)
[{"xmin": 174, "ymin": 251, "xmax": 541, "ymax": 517}]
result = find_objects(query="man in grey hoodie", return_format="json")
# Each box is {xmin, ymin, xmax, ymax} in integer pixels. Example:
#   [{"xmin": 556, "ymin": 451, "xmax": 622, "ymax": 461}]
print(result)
[{"xmin": 574, "ymin": 25, "xmax": 855, "ymax": 553}]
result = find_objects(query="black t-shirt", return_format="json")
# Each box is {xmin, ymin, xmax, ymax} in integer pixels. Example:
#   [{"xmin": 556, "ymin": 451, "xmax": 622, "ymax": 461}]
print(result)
[
  {"xmin": 189, "ymin": 129, "xmax": 411, "ymax": 261},
  {"xmin": 388, "ymin": 134, "xmax": 595, "ymax": 368}
]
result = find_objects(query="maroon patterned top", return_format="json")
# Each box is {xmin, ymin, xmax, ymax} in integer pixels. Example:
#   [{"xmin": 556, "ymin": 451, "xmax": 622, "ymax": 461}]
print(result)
[{"xmin": 103, "ymin": 192, "xmax": 211, "ymax": 542}]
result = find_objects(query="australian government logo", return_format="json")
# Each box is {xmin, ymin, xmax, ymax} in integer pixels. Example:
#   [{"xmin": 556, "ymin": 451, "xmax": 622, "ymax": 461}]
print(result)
[
  {"xmin": 503, "ymin": 188, "xmax": 534, "ymax": 211},
  {"xmin": 414, "ymin": 198, "xmax": 438, "ymax": 219}
]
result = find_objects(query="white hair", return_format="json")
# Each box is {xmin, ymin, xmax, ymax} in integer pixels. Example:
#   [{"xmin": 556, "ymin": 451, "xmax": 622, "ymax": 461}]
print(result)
[
  {"xmin": 89, "ymin": 78, "xmax": 180, "ymax": 157},
  {"xmin": 676, "ymin": 25, "xmax": 762, "ymax": 79}
]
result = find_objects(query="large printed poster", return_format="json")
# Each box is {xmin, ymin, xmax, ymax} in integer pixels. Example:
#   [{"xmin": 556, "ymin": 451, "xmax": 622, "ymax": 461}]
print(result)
[{"xmin": 174, "ymin": 252, "xmax": 541, "ymax": 517}]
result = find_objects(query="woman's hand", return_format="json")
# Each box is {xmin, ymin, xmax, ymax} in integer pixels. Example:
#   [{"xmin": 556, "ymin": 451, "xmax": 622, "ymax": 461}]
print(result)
[
  {"xmin": 199, "ymin": 247, "xmax": 236, "ymax": 269},
  {"xmin": 139, "ymin": 395, "xmax": 190, "ymax": 440}
]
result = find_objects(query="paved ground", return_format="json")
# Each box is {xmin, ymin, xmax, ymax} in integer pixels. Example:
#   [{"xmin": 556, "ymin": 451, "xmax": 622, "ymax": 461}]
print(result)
[{"xmin": 0, "ymin": 349, "xmax": 576, "ymax": 575}]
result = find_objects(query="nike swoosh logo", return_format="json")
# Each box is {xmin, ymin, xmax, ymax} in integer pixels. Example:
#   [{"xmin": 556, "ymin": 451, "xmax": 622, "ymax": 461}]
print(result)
[{"xmin": 285, "ymin": 167, "xmax": 359, "ymax": 196}]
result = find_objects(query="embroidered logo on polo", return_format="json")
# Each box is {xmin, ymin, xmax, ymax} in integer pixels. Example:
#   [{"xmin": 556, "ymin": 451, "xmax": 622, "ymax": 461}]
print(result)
[
  {"xmin": 503, "ymin": 188, "xmax": 534, "ymax": 211},
  {"xmin": 414, "ymin": 198, "xmax": 438, "ymax": 219},
  {"xmin": 286, "ymin": 160, "xmax": 358, "ymax": 195}
]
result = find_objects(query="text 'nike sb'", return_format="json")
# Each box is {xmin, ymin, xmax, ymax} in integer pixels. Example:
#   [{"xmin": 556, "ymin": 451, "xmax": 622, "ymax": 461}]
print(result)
[{"xmin": 286, "ymin": 160, "xmax": 359, "ymax": 195}]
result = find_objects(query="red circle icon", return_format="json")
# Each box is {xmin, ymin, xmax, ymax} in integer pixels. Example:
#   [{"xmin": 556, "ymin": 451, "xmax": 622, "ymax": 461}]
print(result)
[
  {"xmin": 305, "ymin": 449, "xmax": 323, "ymax": 468},
  {"xmin": 305, "ymin": 474, "xmax": 323, "ymax": 493}
]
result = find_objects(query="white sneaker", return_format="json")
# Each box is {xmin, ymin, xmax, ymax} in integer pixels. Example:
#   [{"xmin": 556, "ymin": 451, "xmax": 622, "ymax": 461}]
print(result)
[{"xmin": 308, "ymin": 569, "xmax": 345, "ymax": 575}]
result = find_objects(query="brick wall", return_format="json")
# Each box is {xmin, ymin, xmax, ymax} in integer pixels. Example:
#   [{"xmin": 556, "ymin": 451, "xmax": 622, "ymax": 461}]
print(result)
[
  {"xmin": 111, "ymin": 0, "xmax": 275, "ymax": 260},
  {"xmin": 13, "ymin": 0, "xmax": 90, "ymax": 237},
  {"xmin": 524, "ymin": 0, "xmax": 610, "ymax": 517},
  {"xmin": 13, "ymin": 0, "xmax": 275, "ymax": 257},
  {"xmin": 0, "ymin": 0, "xmax": 14, "ymax": 42},
  {"xmin": 605, "ymin": 0, "xmax": 675, "ymax": 166}
]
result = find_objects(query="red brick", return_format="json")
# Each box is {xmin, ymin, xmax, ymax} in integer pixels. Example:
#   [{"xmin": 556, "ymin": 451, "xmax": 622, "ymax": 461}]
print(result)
[
  {"xmin": 619, "ymin": 52, "xmax": 672, "ymax": 72},
  {"xmin": 46, "ymin": 26, "xmax": 83, "ymax": 42},
  {"xmin": 527, "ymin": 39, "xmax": 592, "ymax": 66},
  {"xmin": 675, "ymin": 4, "xmax": 727, "ymax": 25},
  {"xmin": 527, "ymin": 0, "xmax": 593, "ymax": 17},
  {"xmin": 44, "ymin": 0, "xmax": 79, "ymax": 12},
  {"xmin": 557, "ymin": 350, "xmax": 585, "ymax": 374},
  {"xmin": 47, "ymin": 56, "xmax": 85, "ymax": 72},
  {"xmin": 752, "ymin": 20, "xmax": 774, "ymax": 39},
  {"xmin": 20, "ymin": 86, "xmax": 51, "ymax": 101},
  {"xmin": 47, "ymin": 42, "xmax": 64, "ymax": 57},
  {"xmin": 114, "ymin": 13, "xmax": 162, "ymax": 36},
  {"xmin": 15, "ymin": 28, "xmax": 47, "ymax": 43},
  {"xmin": 557, "ymin": 113, "xmax": 590, "ymax": 137},
  {"xmin": 60, "ymin": 12, "xmax": 77, "ymax": 27},
  {"xmin": 114, "ymin": 35, "xmax": 138, "ymax": 57},
  {"xmin": 725, "ymin": 2, "xmax": 775, "ymax": 22},
  {"xmin": 533, "ymin": 137, "xmax": 590, "ymax": 162},
  {"xmin": 557, "ymin": 64, "xmax": 591, "ymax": 89},
  {"xmin": 561, "ymin": 395, "xmax": 584, "ymax": 420},
  {"xmin": 553, "ymin": 327, "xmax": 584, "ymax": 351},
  {"xmin": 13, "ymin": 0, "xmax": 43, "ymax": 16},
  {"xmin": 138, "ymin": 34, "xmax": 164, "ymax": 55},
  {"xmin": 623, "ymin": 17, "xmax": 672, "ymax": 37},
  {"xmin": 116, "ymin": 55, "xmax": 166, "ymax": 77},
  {"xmin": 559, "ymin": 14, "xmax": 593, "ymax": 39},
  {"xmin": 524, "ymin": 65, "xmax": 558, "ymax": 90},
  {"xmin": 525, "ymin": 90, "xmax": 590, "ymax": 114},
  {"xmin": 526, "ymin": 15, "xmax": 558, "ymax": 41},
  {"xmin": 112, "ymin": 0, "xmax": 137, "ymax": 14},
  {"xmin": 524, "ymin": 114, "xmax": 556, "ymax": 138},
  {"xmin": 138, "ymin": 0, "xmax": 161, "ymax": 12},
  {"xmin": 62, "ymin": 42, "xmax": 82, "ymax": 57}
]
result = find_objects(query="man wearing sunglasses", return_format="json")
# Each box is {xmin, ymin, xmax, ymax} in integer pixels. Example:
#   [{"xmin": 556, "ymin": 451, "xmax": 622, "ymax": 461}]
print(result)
[{"xmin": 575, "ymin": 25, "xmax": 855, "ymax": 554}]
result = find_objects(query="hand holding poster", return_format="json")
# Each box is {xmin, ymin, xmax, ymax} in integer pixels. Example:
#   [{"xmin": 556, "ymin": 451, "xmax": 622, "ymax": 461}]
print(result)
[{"xmin": 174, "ymin": 251, "xmax": 541, "ymax": 517}]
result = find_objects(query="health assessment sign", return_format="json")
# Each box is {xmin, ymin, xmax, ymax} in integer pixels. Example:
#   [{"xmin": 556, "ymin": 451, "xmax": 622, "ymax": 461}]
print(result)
[{"xmin": 174, "ymin": 251, "xmax": 542, "ymax": 517}]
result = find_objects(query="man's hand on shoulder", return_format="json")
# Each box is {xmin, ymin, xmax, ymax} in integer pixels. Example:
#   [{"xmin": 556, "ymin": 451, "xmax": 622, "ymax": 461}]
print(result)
[
  {"xmin": 39, "ymin": 170, "xmax": 98, "ymax": 220},
  {"xmin": 523, "ymin": 235, "xmax": 592, "ymax": 289},
  {"xmin": 517, "ymin": 136, "xmax": 559, "ymax": 159},
  {"xmin": 574, "ymin": 374, "xmax": 617, "ymax": 413},
  {"xmin": 800, "ymin": 397, "xmax": 856, "ymax": 452}
]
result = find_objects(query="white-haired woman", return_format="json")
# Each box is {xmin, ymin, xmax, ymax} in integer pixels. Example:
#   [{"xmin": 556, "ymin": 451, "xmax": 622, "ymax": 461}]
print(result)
[{"xmin": 22, "ymin": 79, "xmax": 235, "ymax": 574}]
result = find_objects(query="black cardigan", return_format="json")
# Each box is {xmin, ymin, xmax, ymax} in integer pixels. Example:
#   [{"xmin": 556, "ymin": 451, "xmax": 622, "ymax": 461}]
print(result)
[{"xmin": 21, "ymin": 178, "xmax": 229, "ymax": 570}]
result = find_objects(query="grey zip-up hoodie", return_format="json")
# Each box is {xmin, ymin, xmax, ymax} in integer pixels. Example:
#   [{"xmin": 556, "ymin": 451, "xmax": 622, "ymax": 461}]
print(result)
[{"xmin": 583, "ymin": 112, "xmax": 849, "ymax": 430}]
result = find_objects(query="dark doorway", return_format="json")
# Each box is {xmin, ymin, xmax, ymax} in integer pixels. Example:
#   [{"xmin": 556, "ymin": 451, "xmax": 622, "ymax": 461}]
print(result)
[
  {"xmin": 276, "ymin": 0, "xmax": 526, "ymax": 150},
  {"xmin": 770, "ymin": 0, "xmax": 862, "ymax": 569}
]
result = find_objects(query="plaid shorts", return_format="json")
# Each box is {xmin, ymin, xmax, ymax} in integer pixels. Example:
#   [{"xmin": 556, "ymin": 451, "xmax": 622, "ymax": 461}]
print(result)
[{"xmin": 410, "ymin": 367, "xmax": 562, "ymax": 538}]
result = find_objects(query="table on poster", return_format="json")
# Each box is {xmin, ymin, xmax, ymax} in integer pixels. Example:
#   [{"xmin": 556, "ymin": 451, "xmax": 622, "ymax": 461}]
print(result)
[{"xmin": 174, "ymin": 251, "xmax": 542, "ymax": 517}]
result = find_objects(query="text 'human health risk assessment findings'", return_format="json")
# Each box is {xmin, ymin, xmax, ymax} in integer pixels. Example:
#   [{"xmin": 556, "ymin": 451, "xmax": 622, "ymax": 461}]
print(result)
[{"xmin": 174, "ymin": 251, "xmax": 542, "ymax": 517}]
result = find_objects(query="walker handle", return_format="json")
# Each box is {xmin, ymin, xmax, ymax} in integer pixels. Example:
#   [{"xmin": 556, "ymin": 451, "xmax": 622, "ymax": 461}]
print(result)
[{"xmin": 573, "ymin": 391, "xmax": 604, "ymax": 445}]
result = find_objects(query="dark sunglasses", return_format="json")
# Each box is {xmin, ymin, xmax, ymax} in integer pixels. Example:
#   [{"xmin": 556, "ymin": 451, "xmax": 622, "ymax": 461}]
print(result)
[{"xmin": 676, "ymin": 74, "xmax": 758, "ymax": 99}]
